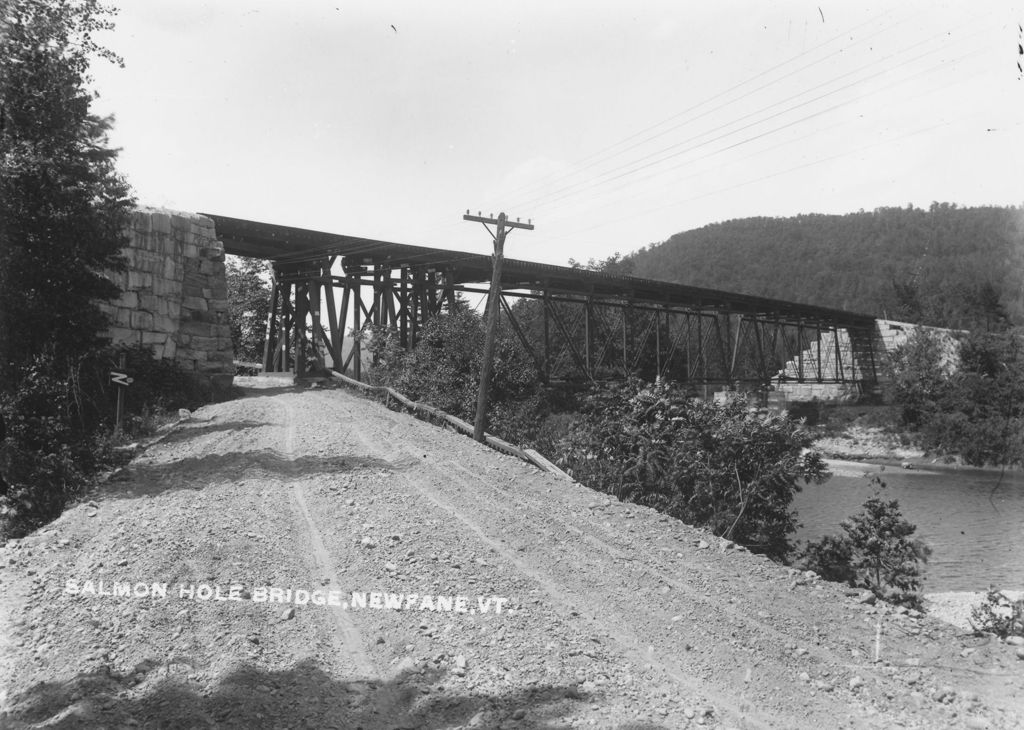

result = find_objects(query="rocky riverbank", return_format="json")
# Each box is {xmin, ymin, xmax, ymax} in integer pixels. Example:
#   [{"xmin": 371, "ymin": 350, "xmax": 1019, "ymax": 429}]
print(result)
[
  {"xmin": 925, "ymin": 591, "xmax": 1024, "ymax": 633},
  {"xmin": 813, "ymin": 424, "xmax": 924, "ymax": 463}
]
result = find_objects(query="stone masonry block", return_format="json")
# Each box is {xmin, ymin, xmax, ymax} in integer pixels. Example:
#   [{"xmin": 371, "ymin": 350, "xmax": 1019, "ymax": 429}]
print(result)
[
  {"xmin": 130, "ymin": 311, "xmax": 154, "ymax": 330},
  {"xmin": 152, "ymin": 278, "xmax": 179, "ymax": 297},
  {"xmin": 106, "ymin": 326, "xmax": 135, "ymax": 344},
  {"xmin": 127, "ymin": 271, "xmax": 152, "ymax": 290},
  {"xmin": 151, "ymin": 212, "xmax": 171, "ymax": 234},
  {"xmin": 141, "ymin": 331, "xmax": 167, "ymax": 345},
  {"xmin": 153, "ymin": 314, "xmax": 176, "ymax": 333},
  {"xmin": 180, "ymin": 320, "xmax": 213, "ymax": 337},
  {"xmin": 138, "ymin": 294, "xmax": 161, "ymax": 312},
  {"xmin": 182, "ymin": 296, "xmax": 208, "ymax": 312},
  {"xmin": 188, "ymin": 336, "xmax": 221, "ymax": 352}
]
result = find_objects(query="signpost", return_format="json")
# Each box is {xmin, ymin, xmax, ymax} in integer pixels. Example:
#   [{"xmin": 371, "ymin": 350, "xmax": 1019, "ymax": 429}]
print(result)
[{"xmin": 110, "ymin": 352, "xmax": 133, "ymax": 433}]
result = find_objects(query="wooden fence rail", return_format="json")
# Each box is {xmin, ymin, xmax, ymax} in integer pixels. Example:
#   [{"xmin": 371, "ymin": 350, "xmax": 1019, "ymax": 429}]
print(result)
[{"xmin": 328, "ymin": 370, "xmax": 572, "ymax": 480}]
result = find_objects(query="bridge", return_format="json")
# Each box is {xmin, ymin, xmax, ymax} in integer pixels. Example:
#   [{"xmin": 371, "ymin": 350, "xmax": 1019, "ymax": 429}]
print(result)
[{"xmin": 207, "ymin": 214, "xmax": 882, "ymax": 395}]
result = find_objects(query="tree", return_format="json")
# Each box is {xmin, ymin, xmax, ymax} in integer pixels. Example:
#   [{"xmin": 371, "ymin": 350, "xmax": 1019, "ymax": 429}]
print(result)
[
  {"xmin": 225, "ymin": 256, "xmax": 272, "ymax": 362},
  {"xmin": 0, "ymin": 0, "xmax": 133, "ymax": 380},
  {"xmin": 924, "ymin": 331, "xmax": 1024, "ymax": 467},
  {"xmin": 800, "ymin": 481, "xmax": 931, "ymax": 609},
  {"xmin": 0, "ymin": 0, "xmax": 133, "ymax": 537},
  {"xmin": 888, "ymin": 328, "xmax": 954, "ymax": 427},
  {"xmin": 890, "ymin": 329, "xmax": 1024, "ymax": 467}
]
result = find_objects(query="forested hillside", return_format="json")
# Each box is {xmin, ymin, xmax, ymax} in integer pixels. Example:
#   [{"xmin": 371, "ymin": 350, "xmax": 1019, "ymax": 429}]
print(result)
[{"xmin": 623, "ymin": 204, "xmax": 1023, "ymax": 331}]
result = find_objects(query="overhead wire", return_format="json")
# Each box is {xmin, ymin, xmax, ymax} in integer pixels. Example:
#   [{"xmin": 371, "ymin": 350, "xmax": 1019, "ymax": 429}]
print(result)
[
  {"xmin": 410, "ymin": 10, "xmax": 903, "ymax": 246},
  {"xmin": 538, "ymin": 57, "xmax": 994, "ymax": 238},
  {"xmin": 497, "ymin": 9, "xmax": 902, "ymax": 202},
  {"xmin": 536, "ymin": 116, "xmax": 965, "ymax": 249},
  {"xmin": 512, "ymin": 21, "xmax": 988, "ymax": 215},
  {"xmin": 533, "ymin": 47, "xmax": 990, "ymax": 230}
]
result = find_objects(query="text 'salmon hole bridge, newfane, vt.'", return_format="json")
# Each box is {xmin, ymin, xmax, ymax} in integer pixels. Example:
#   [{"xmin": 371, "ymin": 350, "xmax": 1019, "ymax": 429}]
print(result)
[{"xmin": 206, "ymin": 213, "xmax": 884, "ymax": 399}]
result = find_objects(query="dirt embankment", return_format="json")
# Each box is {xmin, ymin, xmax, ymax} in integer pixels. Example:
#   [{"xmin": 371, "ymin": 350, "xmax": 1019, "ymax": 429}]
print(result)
[{"xmin": 1, "ymin": 383, "xmax": 1021, "ymax": 729}]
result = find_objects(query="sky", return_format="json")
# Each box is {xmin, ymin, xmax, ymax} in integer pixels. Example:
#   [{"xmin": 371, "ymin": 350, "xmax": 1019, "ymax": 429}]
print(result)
[{"xmin": 89, "ymin": 0, "xmax": 1024, "ymax": 268}]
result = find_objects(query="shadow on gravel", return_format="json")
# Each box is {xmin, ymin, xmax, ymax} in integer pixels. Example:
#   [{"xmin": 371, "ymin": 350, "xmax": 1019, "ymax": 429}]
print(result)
[
  {"xmin": 157, "ymin": 420, "xmax": 267, "ymax": 445},
  {"xmin": 233, "ymin": 385, "xmax": 299, "ymax": 398},
  {"xmin": 104, "ymin": 450, "xmax": 399, "ymax": 500},
  {"xmin": 1, "ymin": 658, "xmax": 668, "ymax": 729}
]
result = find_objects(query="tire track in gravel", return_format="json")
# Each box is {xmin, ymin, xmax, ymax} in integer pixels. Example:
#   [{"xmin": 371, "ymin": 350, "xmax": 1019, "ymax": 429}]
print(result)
[
  {"xmin": 306, "ymin": 390, "xmax": 785, "ymax": 730},
  {"xmin": 278, "ymin": 398, "xmax": 377, "ymax": 679},
  {"xmin": 305, "ymin": 387, "xmax": 997, "ymax": 730},
  {"xmin": 440, "ymin": 459, "xmax": 879, "ymax": 674}
]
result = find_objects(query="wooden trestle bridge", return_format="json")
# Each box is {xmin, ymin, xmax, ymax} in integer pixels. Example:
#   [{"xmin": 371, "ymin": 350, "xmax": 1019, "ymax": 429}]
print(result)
[{"xmin": 208, "ymin": 214, "xmax": 881, "ymax": 392}]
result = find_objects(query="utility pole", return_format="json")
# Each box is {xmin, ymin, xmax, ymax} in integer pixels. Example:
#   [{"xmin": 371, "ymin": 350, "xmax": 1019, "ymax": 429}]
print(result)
[{"xmin": 464, "ymin": 210, "xmax": 534, "ymax": 442}]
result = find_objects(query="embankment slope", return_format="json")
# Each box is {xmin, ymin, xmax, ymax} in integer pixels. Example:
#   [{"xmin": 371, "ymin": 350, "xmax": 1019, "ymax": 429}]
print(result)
[{"xmin": 0, "ymin": 384, "xmax": 1021, "ymax": 729}]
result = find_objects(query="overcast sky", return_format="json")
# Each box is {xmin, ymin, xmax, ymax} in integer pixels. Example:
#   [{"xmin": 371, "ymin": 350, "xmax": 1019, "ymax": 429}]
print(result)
[{"xmin": 90, "ymin": 1, "xmax": 1024, "ymax": 268}]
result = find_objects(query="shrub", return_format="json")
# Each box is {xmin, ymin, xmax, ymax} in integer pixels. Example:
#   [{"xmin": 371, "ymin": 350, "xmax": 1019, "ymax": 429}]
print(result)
[
  {"xmin": 890, "ymin": 329, "xmax": 1023, "ymax": 467},
  {"xmin": 969, "ymin": 588, "xmax": 1024, "ymax": 638},
  {"xmin": 364, "ymin": 305, "xmax": 545, "ymax": 442},
  {"xmin": 225, "ymin": 256, "xmax": 272, "ymax": 363},
  {"xmin": 0, "ymin": 346, "xmax": 216, "ymax": 539},
  {"xmin": 557, "ymin": 379, "xmax": 828, "ymax": 559},
  {"xmin": 799, "ymin": 480, "xmax": 931, "ymax": 609}
]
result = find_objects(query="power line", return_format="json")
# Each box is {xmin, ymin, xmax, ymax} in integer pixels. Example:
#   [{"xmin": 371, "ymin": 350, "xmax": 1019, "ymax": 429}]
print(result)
[
  {"xmin": 511, "ymin": 23, "xmax": 988, "ymax": 214},
  {"xmin": 498, "ymin": 9, "xmax": 902, "ymax": 203},
  {"xmin": 534, "ymin": 52, "xmax": 992, "ymax": 233},
  {"xmin": 537, "ymin": 118, "xmax": 958, "ymax": 250}
]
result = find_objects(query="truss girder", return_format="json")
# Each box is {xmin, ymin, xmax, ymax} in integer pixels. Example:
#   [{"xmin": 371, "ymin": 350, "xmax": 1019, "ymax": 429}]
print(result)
[{"xmin": 260, "ymin": 260, "xmax": 878, "ymax": 388}]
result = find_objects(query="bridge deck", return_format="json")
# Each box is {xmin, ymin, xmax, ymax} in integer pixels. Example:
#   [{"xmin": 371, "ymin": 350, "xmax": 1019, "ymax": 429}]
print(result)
[{"xmin": 206, "ymin": 213, "xmax": 876, "ymax": 329}]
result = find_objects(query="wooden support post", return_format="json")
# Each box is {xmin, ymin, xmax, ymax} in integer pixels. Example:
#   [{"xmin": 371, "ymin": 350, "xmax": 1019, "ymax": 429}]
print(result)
[
  {"xmin": 621, "ymin": 305, "xmax": 629, "ymax": 377},
  {"xmin": 585, "ymin": 298, "xmax": 593, "ymax": 377},
  {"xmin": 311, "ymin": 271, "xmax": 325, "ymax": 369},
  {"xmin": 797, "ymin": 322, "xmax": 805, "ymax": 382},
  {"xmin": 399, "ymin": 267, "xmax": 410, "ymax": 349},
  {"xmin": 262, "ymin": 278, "xmax": 280, "ymax": 373},
  {"xmin": 542, "ymin": 289, "xmax": 550, "ymax": 379},
  {"xmin": 324, "ymin": 276, "xmax": 340, "ymax": 368},
  {"xmin": 655, "ymin": 309, "xmax": 662, "ymax": 378},
  {"xmin": 474, "ymin": 214, "xmax": 506, "ymax": 442},
  {"xmin": 729, "ymin": 315, "xmax": 743, "ymax": 382},
  {"xmin": 352, "ymin": 278, "xmax": 362, "ymax": 381},
  {"xmin": 834, "ymin": 325, "xmax": 844, "ymax": 382},
  {"xmin": 279, "ymin": 282, "xmax": 292, "ymax": 372},
  {"xmin": 295, "ymin": 283, "xmax": 308, "ymax": 377},
  {"xmin": 463, "ymin": 210, "xmax": 533, "ymax": 442},
  {"xmin": 817, "ymin": 325, "xmax": 823, "ymax": 382}
]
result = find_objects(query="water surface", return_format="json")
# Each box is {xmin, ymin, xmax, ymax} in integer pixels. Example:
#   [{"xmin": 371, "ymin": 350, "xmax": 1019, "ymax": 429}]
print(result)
[{"xmin": 792, "ymin": 465, "xmax": 1024, "ymax": 592}]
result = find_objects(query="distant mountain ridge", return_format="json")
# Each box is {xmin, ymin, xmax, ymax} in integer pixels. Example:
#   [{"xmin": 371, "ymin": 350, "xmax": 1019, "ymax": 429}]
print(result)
[{"xmin": 621, "ymin": 204, "xmax": 1023, "ymax": 331}]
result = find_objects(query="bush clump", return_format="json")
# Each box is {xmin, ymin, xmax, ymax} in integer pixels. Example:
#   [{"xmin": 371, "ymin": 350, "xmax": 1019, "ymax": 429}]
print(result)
[
  {"xmin": 554, "ymin": 379, "xmax": 828, "ymax": 560},
  {"xmin": 364, "ymin": 304, "xmax": 546, "ymax": 444},
  {"xmin": 799, "ymin": 480, "xmax": 931, "ymax": 609},
  {"xmin": 970, "ymin": 588, "xmax": 1024, "ymax": 638},
  {"xmin": 0, "ymin": 346, "xmax": 217, "ymax": 539}
]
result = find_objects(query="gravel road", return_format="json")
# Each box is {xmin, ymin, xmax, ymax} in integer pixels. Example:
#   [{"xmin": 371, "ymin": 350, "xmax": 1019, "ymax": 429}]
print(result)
[{"xmin": 1, "ymin": 381, "xmax": 1021, "ymax": 729}]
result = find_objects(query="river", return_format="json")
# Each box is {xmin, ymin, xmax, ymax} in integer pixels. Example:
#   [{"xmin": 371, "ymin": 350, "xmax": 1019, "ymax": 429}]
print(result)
[{"xmin": 792, "ymin": 462, "xmax": 1024, "ymax": 592}]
